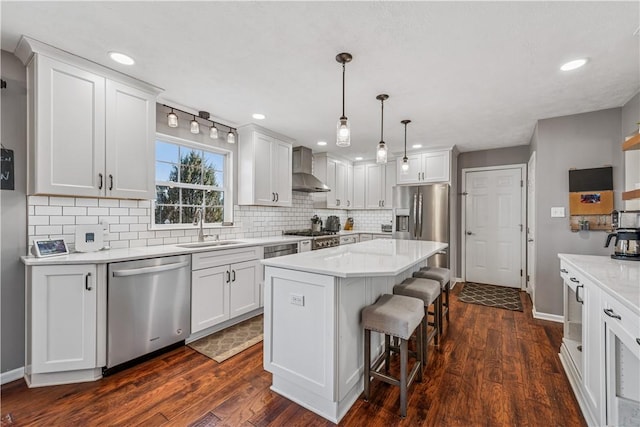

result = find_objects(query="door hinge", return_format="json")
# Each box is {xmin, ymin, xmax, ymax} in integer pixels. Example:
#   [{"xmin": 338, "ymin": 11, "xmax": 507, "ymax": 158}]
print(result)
[
  {"xmin": 520, "ymin": 269, "xmax": 523, "ymax": 277},
  {"xmin": 527, "ymin": 274, "xmax": 530, "ymax": 282},
  {"xmin": 520, "ymin": 180, "xmax": 524, "ymax": 187}
]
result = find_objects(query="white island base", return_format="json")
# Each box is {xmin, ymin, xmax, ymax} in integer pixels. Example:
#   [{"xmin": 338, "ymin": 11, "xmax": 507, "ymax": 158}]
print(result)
[{"xmin": 262, "ymin": 239, "xmax": 448, "ymax": 423}]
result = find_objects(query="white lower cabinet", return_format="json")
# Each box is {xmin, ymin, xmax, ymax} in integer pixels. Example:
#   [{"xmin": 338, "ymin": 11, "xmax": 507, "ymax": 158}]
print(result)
[
  {"xmin": 191, "ymin": 247, "xmax": 262, "ymax": 335},
  {"xmin": 26, "ymin": 263, "xmax": 105, "ymax": 387}
]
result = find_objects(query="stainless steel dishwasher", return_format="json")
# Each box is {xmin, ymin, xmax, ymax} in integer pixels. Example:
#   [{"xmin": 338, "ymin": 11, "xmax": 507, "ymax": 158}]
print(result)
[{"xmin": 106, "ymin": 255, "xmax": 191, "ymax": 374}]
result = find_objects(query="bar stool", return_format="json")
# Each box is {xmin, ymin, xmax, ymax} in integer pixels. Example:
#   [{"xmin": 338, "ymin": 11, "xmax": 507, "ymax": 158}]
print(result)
[
  {"xmin": 413, "ymin": 267, "xmax": 451, "ymax": 335},
  {"xmin": 394, "ymin": 277, "xmax": 441, "ymax": 364},
  {"xmin": 362, "ymin": 294, "xmax": 424, "ymax": 418}
]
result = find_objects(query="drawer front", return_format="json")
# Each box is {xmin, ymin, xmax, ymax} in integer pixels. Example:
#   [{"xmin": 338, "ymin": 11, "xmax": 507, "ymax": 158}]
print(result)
[
  {"xmin": 192, "ymin": 247, "xmax": 261, "ymax": 271},
  {"xmin": 601, "ymin": 292, "xmax": 640, "ymax": 343}
]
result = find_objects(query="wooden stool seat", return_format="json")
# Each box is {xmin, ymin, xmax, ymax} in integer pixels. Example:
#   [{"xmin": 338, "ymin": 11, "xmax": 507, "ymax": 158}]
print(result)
[{"xmin": 362, "ymin": 294, "xmax": 424, "ymax": 418}]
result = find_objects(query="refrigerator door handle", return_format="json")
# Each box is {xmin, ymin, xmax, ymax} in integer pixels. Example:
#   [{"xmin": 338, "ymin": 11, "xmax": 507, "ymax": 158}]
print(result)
[
  {"xmin": 412, "ymin": 193, "xmax": 418, "ymax": 238},
  {"xmin": 418, "ymin": 192, "xmax": 424, "ymax": 237}
]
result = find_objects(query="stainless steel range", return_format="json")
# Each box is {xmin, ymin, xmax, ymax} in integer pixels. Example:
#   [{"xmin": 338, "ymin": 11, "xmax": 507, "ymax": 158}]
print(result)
[{"xmin": 284, "ymin": 229, "xmax": 340, "ymax": 250}]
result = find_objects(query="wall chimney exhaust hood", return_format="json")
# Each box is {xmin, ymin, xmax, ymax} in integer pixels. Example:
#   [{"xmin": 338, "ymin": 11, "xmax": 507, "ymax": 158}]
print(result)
[{"xmin": 292, "ymin": 146, "xmax": 330, "ymax": 193}]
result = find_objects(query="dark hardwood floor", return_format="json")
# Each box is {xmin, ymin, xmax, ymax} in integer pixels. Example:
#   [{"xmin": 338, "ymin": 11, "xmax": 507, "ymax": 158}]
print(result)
[{"xmin": 1, "ymin": 285, "xmax": 586, "ymax": 426}]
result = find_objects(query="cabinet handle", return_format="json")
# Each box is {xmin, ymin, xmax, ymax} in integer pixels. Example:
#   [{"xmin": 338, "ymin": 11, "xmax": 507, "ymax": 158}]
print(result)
[
  {"xmin": 98, "ymin": 173, "xmax": 103, "ymax": 190},
  {"xmin": 603, "ymin": 308, "xmax": 621, "ymax": 320},
  {"xmin": 232, "ymin": 270, "xmax": 236, "ymax": 282},
  {"xmin": 337, "ymin": 199, "xmax": 340, "ymax": 206},
  {"xmin": 422, "ymin": 172, "xmax": 425, "ymax": 180},
  {"xmin": 109, "ymin": 174, "xmax": 113, "ymax": 191},
  {"xmin": 382, "ymin": 200, "xmax": 385, "ymax": 207},
  {"xmin": 575, "ymin": 284, "xmax": 583, "ymax": 304},
  {"xmin": 636, "ymin": 338, "xmax": 640, "ymax": 346},
  {"xmin": 275, "ymin": 192, "xmax": 279, "ymax": 202},
  {"xmin": 226, "ymin": 270, "xmax": 230, "ymax": 283},
  {"xmin": 85, "ymin": 272, "xmax": 92, "ymax": 291},
  {"xmin": 418, "ymin": 173, "xmax": 421, "ymax": 181},
  {"xmin": 347, "ymin": 200, "xmax": 350, "ymax": 207},
  {"xmin": 272, "ymin": 193, "xmax": 276, "ymax": 202},
  {"xmin": 560, "ymin": 268, "xmax": 568, "ymax": 273},
  {"xmin": 569, "ymin": 277, "xmax": 579, "ymax": 283}
]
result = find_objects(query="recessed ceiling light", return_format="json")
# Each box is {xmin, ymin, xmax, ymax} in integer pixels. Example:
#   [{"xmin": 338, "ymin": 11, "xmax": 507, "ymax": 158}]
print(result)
[
  {"xmin": 108, "ymin": 51, "xmax": 135, "ymax": 65},
  {"xmin": 560, "ymin": 58, "xmax": 588, "ymax": 71},
  {"xmin": 252, "ymin": 113, "xmax": 266, "ymax": 120},
  {"xmin": 412, "ymin": 144, "xmax": 422, "ymax": 149},
  {"xmin": 355, "ymin": 156, "xmax": 363, "ymax": 161},
  {"xmin": 317, "ymin": 141, "xmax": 327, "ymax": 146}
]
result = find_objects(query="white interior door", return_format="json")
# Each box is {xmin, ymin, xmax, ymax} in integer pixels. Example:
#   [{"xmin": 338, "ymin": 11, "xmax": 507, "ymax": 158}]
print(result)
[
  {"xmin": 465, "ymin": 167, "xmax": 523, "ymax": 288},
  {"xmin": 527, "ymin": 152, "xmax": 536, "ymax": 298}
]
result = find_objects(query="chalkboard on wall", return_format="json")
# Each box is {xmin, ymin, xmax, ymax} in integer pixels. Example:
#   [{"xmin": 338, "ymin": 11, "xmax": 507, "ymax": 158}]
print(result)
[{"xmin": 1, "ymin": 148, "xmax": 15, "ymax": 190}]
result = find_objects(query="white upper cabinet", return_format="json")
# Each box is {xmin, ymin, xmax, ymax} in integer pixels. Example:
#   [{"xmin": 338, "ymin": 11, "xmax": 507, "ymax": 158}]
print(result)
[
  {"xmin": 364, "ymin": 161, "xmax": 395, "ymax": 209},
  {"xmin": 17, "ymin": 37, "xmax": 161, "ymax": 199},
  {"xmin": 238, "ymin": 124, "xmax": 293, "ymax": 207},
  {"xmin": 352, "ymin": 165, "xmax": 366, "ymax": 209},
  {"xmin": 313, "ymin": 154, "xmax": 352, "ymax": 209},
  {"xmin": 396, "ymin": 149, "xmax": 451, "ymax": 184}
]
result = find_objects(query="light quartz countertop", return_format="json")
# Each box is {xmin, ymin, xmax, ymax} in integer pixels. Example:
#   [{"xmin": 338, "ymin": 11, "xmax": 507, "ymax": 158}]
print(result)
[
  {"xmin": 558, "ymin": 253, "xmax": 639, "ymax": 315},
  {"xmin": 261, "ymin": 239, "xmax": 448, "ymax": 278},
  {"xmin": 21, "ymin": 235, "xmax": 307, "ymax": 266}
]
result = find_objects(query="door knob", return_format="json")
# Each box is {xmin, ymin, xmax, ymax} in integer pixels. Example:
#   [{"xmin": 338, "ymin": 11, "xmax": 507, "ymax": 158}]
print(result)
[
  {"xmin": 528, "ymin": 238, "xmax": 534, "ymax": 242},
  {"xmin": 466, "ymin": 231, "xmax": 473, "ymax": 235}
]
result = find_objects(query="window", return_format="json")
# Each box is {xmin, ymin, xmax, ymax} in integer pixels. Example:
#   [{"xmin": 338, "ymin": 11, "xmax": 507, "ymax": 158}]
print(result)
[{"xmin": 154, "ymin": 135, "xmax": 231, "ymax": 227}]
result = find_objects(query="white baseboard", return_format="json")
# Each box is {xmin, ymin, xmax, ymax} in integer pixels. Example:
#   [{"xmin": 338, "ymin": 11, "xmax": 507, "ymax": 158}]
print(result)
[
  {"xmin": 1, "ymin": 367, "xmax": 24, "ymax": 385},
  {"xmin": 451, "ymin": 278, "xmax": 462, "ymax": 289},
  {"xmin": 532, "ymin": 307, "xmax": 563, "ymax": 323}
]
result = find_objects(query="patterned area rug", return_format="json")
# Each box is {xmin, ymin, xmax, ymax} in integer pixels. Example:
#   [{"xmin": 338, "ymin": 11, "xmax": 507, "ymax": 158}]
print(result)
[
  {"xmin": 188, "ymin": 315, "xmax": 263, "ymax": 363},
  {"xmin": 459, "ymin": 282, "xmax": 523, "ymax": 311}
]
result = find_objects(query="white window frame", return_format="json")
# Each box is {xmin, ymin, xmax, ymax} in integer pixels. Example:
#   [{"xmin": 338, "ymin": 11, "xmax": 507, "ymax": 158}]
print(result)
[{"xmin": 152, "ymin": 133, "xmax": 234, "ymax": 230}]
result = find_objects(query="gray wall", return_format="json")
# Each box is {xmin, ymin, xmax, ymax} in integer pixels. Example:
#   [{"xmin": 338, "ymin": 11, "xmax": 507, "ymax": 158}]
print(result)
[
  {"xmin": 1, "ymin": 50, "xmax": 27, "ymax": 373},
  {"xmin": 622, "ymin": 92, "xmax": 639, "ymax": 137},
  {"xmin": 455, "ymin": 145, "xmax": 531, "ymax": 275},
  {"xmin": 533, "ymin": 107, "xmax": 624, "ymax": 316}
]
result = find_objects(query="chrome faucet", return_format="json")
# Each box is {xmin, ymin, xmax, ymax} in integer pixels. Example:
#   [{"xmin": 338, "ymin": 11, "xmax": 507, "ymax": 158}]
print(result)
[{"xmin": 193, "ymin": 208, "xmax": 207, "ymax": 242}]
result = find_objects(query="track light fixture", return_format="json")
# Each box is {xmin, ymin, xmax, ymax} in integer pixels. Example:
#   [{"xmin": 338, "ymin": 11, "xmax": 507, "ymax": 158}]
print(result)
[
  {"xmin": 336, "ymin": 52, "xmax": 353, "ymax": 147},
  {"xmin": 401, "ymin": 119, "xmax": 411, "ymax": 174},
  {"xmin": 376, "ymin": 94, "xmax": 389, "ymax": 164},
  {"xmin": 167, "ymin": 109, "xmax": 178, "ymax": 128},
  {"xmin": 163, "ymin": 105, "xmax": 237, "ymax": 143}
]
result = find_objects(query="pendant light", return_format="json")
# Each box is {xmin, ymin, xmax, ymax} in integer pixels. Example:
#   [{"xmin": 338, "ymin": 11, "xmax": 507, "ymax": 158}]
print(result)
[
  {"xmin": 376, "ymin": 94, "xmax": 389, "ymax": 164},
  {"xmin": 227, "ymin": 130, "xmax": 236, "ymax": 144},
  {"xmin": 336, "ymin": 52, "xmax": 353, "ymax": 147},
  {"xmin": 190, "ymin": 116, "xmax": 199, "ymax": 134},
  {"xmin": 167, "ymin": 108, "xmax": 178, "ymax": 128},
  {"xmin": 209, "ymin": 125, "xmax": 219, "ymax": 139},
  {"xmin": 401, "ymin": 119, "xmax": 411, "ymax": 174}
]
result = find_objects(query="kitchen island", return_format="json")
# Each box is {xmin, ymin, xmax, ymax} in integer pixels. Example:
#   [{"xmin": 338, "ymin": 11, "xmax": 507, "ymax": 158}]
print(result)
[{"xmin": 261, "ymin": 239, "xmax": 448, "ymax": 423}]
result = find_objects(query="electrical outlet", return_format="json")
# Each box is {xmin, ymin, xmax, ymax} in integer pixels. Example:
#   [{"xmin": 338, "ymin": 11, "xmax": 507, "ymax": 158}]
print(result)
[
  {"xmin": 290, "ymin": 293, "xmax": 304, "ymax": 306},
  {"xmin": 551, "ymin": 207, "xmax": 565, "ymax": 218}
]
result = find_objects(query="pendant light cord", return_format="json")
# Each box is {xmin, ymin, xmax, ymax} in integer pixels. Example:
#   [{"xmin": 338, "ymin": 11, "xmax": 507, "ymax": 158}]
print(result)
[
  {"xmin": 342, "ymin": 62, "xmax": 346, "ymax": 117},
  {"xmin": 380, "ymin": 98, "xmax": 384, "ymax": 142},
  {"xmin": 404, "ymin": 122, "xmax": 407, "ymax": 156}
]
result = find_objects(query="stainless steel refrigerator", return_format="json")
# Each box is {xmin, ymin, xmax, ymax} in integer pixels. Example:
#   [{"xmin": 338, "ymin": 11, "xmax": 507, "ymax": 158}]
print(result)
[{"xmin": 392, "ymin": 183, "xmax": 449, "ymax": 268}]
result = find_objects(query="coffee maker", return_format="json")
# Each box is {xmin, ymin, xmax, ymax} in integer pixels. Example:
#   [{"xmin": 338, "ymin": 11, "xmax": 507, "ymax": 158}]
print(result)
[{"xmin": 606, "ymin": 210, "xmax": 640, "ymax": 261}]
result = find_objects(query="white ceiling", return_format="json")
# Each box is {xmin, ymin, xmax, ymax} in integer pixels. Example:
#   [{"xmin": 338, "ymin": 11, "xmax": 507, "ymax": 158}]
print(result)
[{"xmin": 2, "ymin": 1, "xmax": 639, "ymax": 159}]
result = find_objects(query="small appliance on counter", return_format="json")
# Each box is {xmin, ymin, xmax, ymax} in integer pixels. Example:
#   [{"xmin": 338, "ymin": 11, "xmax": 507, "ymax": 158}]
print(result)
[
  {"xmin": 381, "ymin": 223, "xmax": 392, "ymax": 232},
  {"xmin": 311, "ymin": 215, "xmax": 323, "ymax": 233},
  {"xmin": 325, "ymin": 215, "xmax": 341, "ymax": 232},
  {"xmin": 606, "ymin": 210, "xmax": 640, "ymax": 261},
  {"xmin": 344, "ymin": 217, "xmax": 354, "ymax": 231}
]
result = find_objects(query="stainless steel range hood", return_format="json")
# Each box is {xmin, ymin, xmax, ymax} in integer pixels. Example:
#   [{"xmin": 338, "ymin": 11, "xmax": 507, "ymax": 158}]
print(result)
[{"xmin": 292, "ymin": 146, "xmax": 330, "ymax": 193}]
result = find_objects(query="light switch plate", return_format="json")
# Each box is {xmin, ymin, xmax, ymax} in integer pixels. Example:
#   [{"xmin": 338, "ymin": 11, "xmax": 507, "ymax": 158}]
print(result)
[
  {"xmin": 551, "ymin": 207, "xmax": 565, "ymax": 218},
  {"xmin": 290, "ymin": 293, "xmax": 304, "ymax": 306}
]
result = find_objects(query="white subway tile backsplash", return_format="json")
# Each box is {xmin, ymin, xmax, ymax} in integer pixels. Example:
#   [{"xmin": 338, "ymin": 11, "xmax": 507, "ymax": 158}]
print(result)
[
  {"xmin": 35, "ymin": 206, "xmax": 62, "ymax": 216},
  {"xmin": 75, "ymin": 198, "xmax": 99, "ymax": 207},
  {"xmin": 35, "ymin": 225, "xmax": 63, "ymax": 235},
  {"xmin": 87, "ymin": 207, "xmax": 110, "ymax": 216},
  {"xmin": 99, "ymin": 199, "xmax": 120, "ymax": 207},
  {"xmin": 50, "ymin": 216, "xmax": 75, "ymax": 225},
  {"xmin": 49, "ymin": 197, "xmax": 75, "ymax": 206},
  {"xmin": 119, "ymin": 200, "xmax": 138, "ymax": 208},
  {"xmin": 27, "ymin": 192, "xmax": 395, "ymax": 251},
  {"xmin": 63, "ymin": 207, "xmax": 87, "ymax": 216}
]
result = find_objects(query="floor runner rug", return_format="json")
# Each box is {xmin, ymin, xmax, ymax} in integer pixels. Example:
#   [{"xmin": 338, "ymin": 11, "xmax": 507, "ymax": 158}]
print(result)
[
  {"xmin": 188, "ymin": 315, "xmax": 263, "ymax": 362},
  {"xmin": 458, "ymin": 282, "xmax": 523, "ymax": 311}
]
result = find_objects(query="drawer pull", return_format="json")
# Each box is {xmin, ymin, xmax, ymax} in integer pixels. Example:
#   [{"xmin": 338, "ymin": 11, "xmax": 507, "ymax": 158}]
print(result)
[
  {"xmin": 85, "ymin": 272, "xmax": 92, "ymax": 291},
  {"xmin": 603, "ymin": 308, "xmax": 621, "ymax": 320},
  {"xmin": 226, "ymin": 270, "xmax": 230, "ymax": 283},
  {"xmin": 560, "ymin": 268, "xmax": 568, "ymax": 273},
  {"xmin": 569, "ymin": 277, "xmax": 579, "ymax": 283}
]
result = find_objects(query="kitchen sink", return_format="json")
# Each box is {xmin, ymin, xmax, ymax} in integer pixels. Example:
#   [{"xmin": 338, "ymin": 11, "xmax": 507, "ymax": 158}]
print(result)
[{"xmin": 177, "ymin": 240, "xmax": 244, "ymax": 248}]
